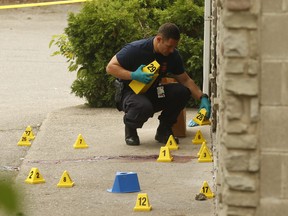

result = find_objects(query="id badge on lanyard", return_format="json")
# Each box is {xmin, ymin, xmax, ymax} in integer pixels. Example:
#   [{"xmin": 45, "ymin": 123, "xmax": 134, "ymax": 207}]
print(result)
[{"xmin": 157, "ymin": 84, "xmax": 165, "ymax": 98}]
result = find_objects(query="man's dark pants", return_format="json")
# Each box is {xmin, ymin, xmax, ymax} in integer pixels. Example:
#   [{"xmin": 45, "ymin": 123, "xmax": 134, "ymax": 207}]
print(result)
[{"xmin": 120, "ymin": 83, "xmax": 191, "ymax": 129}]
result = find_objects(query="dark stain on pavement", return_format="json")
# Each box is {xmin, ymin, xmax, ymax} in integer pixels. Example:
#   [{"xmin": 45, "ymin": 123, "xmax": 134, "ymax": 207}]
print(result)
[{"xmin": 27, "ymin": 155, "xmax": 196, "ymax": 164}]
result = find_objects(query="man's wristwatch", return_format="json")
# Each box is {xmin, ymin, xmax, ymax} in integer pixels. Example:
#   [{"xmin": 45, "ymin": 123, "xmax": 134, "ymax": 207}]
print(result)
[{"xmin": 200, "ymin": 93, "xmax": 209, "ymax": 100}]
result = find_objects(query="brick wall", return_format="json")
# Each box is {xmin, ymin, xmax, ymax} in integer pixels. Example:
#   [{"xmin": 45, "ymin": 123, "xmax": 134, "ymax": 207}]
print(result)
[{"xmin": 214, "ymin": 0, "xmax": 288, "ymax": 215}]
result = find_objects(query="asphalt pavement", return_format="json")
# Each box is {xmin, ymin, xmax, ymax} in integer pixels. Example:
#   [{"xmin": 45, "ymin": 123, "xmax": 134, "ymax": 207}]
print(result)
[{"xmin": 0, "ymin": 3, "xmax": 215, "ymax": 216}]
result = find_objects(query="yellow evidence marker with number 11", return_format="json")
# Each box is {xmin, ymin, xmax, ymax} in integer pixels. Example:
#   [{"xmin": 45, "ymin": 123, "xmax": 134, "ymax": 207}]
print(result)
[{"xmin": 129, "ymin": 60, "xmax": 160, "ymax": 94}]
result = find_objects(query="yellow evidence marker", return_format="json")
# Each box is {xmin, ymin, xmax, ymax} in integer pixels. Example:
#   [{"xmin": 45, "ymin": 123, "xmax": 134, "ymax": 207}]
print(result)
[
  {"xmin": 165, "ymin": 135, "xmax": 179, "ymax": 150},
  {"xmin": 25, "ymin": 125, "xmax": 35, "ymax": 140},
  {"xmin": 200, "ymin": 181, "xmax": 214, "ymax": 198},
  {"xmin": 157, "ymin": 146, "xmax": 173, "ymax": 162},
  {"xmin": 193, "ymin": 108, "xmax": 211, "ymax": 126},
  {"xmin": 192, "ymin": 130, "xmax": 207, "ymax": 144},
  {"xmin": 73, "ymin": 134, "xmax": 89, "ymax": 149},
  {"xmin": 129, "ymin": 60, "xmax": 160, "ymax": 94},
  {"xmin": 198, "ymin": 146, "xmax": 213, "ymax": 163},
  {"xmin": 197, "ymin": 141, "xmax": 213, "ymax": 157},
  {"xmin": 133, "ymin": 193, "xmax": 152, "ymax": 211},
  {"xmin": 57, "ymin": 170, "xmax": 74, "ymax": 188},
  {"xmin": 25, "ymin": 167, "xmax": 45, "ymax": 184},
  {"xmin": 17, "ymin": 132, "xmax": 31, "ymax": 146}
]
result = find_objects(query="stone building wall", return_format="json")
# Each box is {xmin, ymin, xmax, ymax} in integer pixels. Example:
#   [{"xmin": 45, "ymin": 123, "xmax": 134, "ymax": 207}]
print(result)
[
  {"xmin": 213, "ymin": 0, "xmax": 288, "ymax": 215},
  {"xmin": 258, "ymin": 0, "xmax": 288, "ymax": 215}
]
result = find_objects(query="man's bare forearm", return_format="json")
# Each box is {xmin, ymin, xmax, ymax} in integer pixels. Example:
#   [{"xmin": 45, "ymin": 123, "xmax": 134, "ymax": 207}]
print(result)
[{"xmin": 106, "ymin": 55, "xmax": 132, "ymax": 80}]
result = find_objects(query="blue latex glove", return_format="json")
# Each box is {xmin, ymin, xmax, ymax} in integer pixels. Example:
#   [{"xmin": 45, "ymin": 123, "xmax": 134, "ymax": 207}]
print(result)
[
  {"xmin": 199, "ymin": 94, "xmax": 211, "ymax": 118},
  {"xmin": 131, "ymin": 65, "xmax": 154, "ymax": 84}
]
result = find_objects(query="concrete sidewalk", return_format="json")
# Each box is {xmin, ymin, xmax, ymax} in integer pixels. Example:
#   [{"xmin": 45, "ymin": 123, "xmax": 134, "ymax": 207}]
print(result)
[{"xmin": 14, "ymin": 105, "xmax": 215, "ymax": 216}]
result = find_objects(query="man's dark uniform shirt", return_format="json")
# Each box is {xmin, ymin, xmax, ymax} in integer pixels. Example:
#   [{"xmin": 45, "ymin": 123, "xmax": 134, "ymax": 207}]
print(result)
[{"xmin": 116, "ymin": 37, "xmax": 185, "ymax": 88}]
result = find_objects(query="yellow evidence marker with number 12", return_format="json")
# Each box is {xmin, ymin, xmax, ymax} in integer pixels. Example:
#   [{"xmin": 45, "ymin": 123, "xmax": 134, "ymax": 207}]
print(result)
[
  {"xmin": 133, "ymin": 193, "xmax": 152, "ymax": 211},
  {"xmin": 129, "ymin": 60, "xmax": 160, "ymax": 94}
]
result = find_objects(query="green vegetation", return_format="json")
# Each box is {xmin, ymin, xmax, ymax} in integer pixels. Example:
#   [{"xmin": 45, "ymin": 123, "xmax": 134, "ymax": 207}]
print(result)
[
  {"xmin": 0, "ymin": 181, "xmax": 20, "ymax": 215},
  {"xmin": 50, "ymin": 0, "xmax": 204, "ymax": 107}
]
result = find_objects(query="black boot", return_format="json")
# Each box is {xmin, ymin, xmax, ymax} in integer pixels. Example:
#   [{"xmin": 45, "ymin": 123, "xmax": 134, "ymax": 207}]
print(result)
[
  {"xmin": 125, "ymin": 125, "xmax": 140, "ymax": 146},
  {"xmin": 155, "ymin": 123, "xmax": 173, "ymax": 144}
]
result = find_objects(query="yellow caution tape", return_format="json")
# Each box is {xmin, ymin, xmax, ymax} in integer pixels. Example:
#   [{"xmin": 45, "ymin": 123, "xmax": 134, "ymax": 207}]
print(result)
[{"xmin": 0, "ymin": 0, "xmax": 88, "ymax": 10}]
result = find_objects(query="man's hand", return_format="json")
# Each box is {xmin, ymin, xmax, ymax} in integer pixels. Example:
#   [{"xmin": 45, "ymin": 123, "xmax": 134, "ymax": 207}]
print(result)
[
  {"xmin": 199, "ymin": 94, "xmax": 211, "ymax": 118},
  {"xmin": 131, "ymin": 65, "xmax": 154, "ymax": 84}
]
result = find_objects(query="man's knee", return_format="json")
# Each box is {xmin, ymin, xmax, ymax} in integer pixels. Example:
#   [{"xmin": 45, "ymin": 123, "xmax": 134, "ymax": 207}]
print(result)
[
  {"xmin": 124, "ymin": 95, "xmax": 154, "ymax": 128},
  {"xmin": 175, "ymin": 84, "xmax": 191, "ymax": 98},
  {"xmin": 166, "ymin": 83, "xmax": 191, "ymax": 103}
]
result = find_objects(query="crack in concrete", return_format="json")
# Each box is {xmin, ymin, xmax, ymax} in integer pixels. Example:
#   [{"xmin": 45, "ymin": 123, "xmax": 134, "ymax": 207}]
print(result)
[{"xmin": 0, "ymin": 166, "xmax": 20, "ymax": 171}]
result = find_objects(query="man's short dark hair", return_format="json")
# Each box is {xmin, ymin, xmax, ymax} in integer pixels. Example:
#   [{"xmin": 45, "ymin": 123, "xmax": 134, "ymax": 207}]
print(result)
[{"xmin": 157, "ymin": 23, "xmax": 180, "ymax": 41}]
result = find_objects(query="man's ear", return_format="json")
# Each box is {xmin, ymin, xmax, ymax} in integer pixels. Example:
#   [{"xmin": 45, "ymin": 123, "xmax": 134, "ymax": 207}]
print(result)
[{"xmin": 155, "ymin": 35, "xmax": 162, "ymax": 43}]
